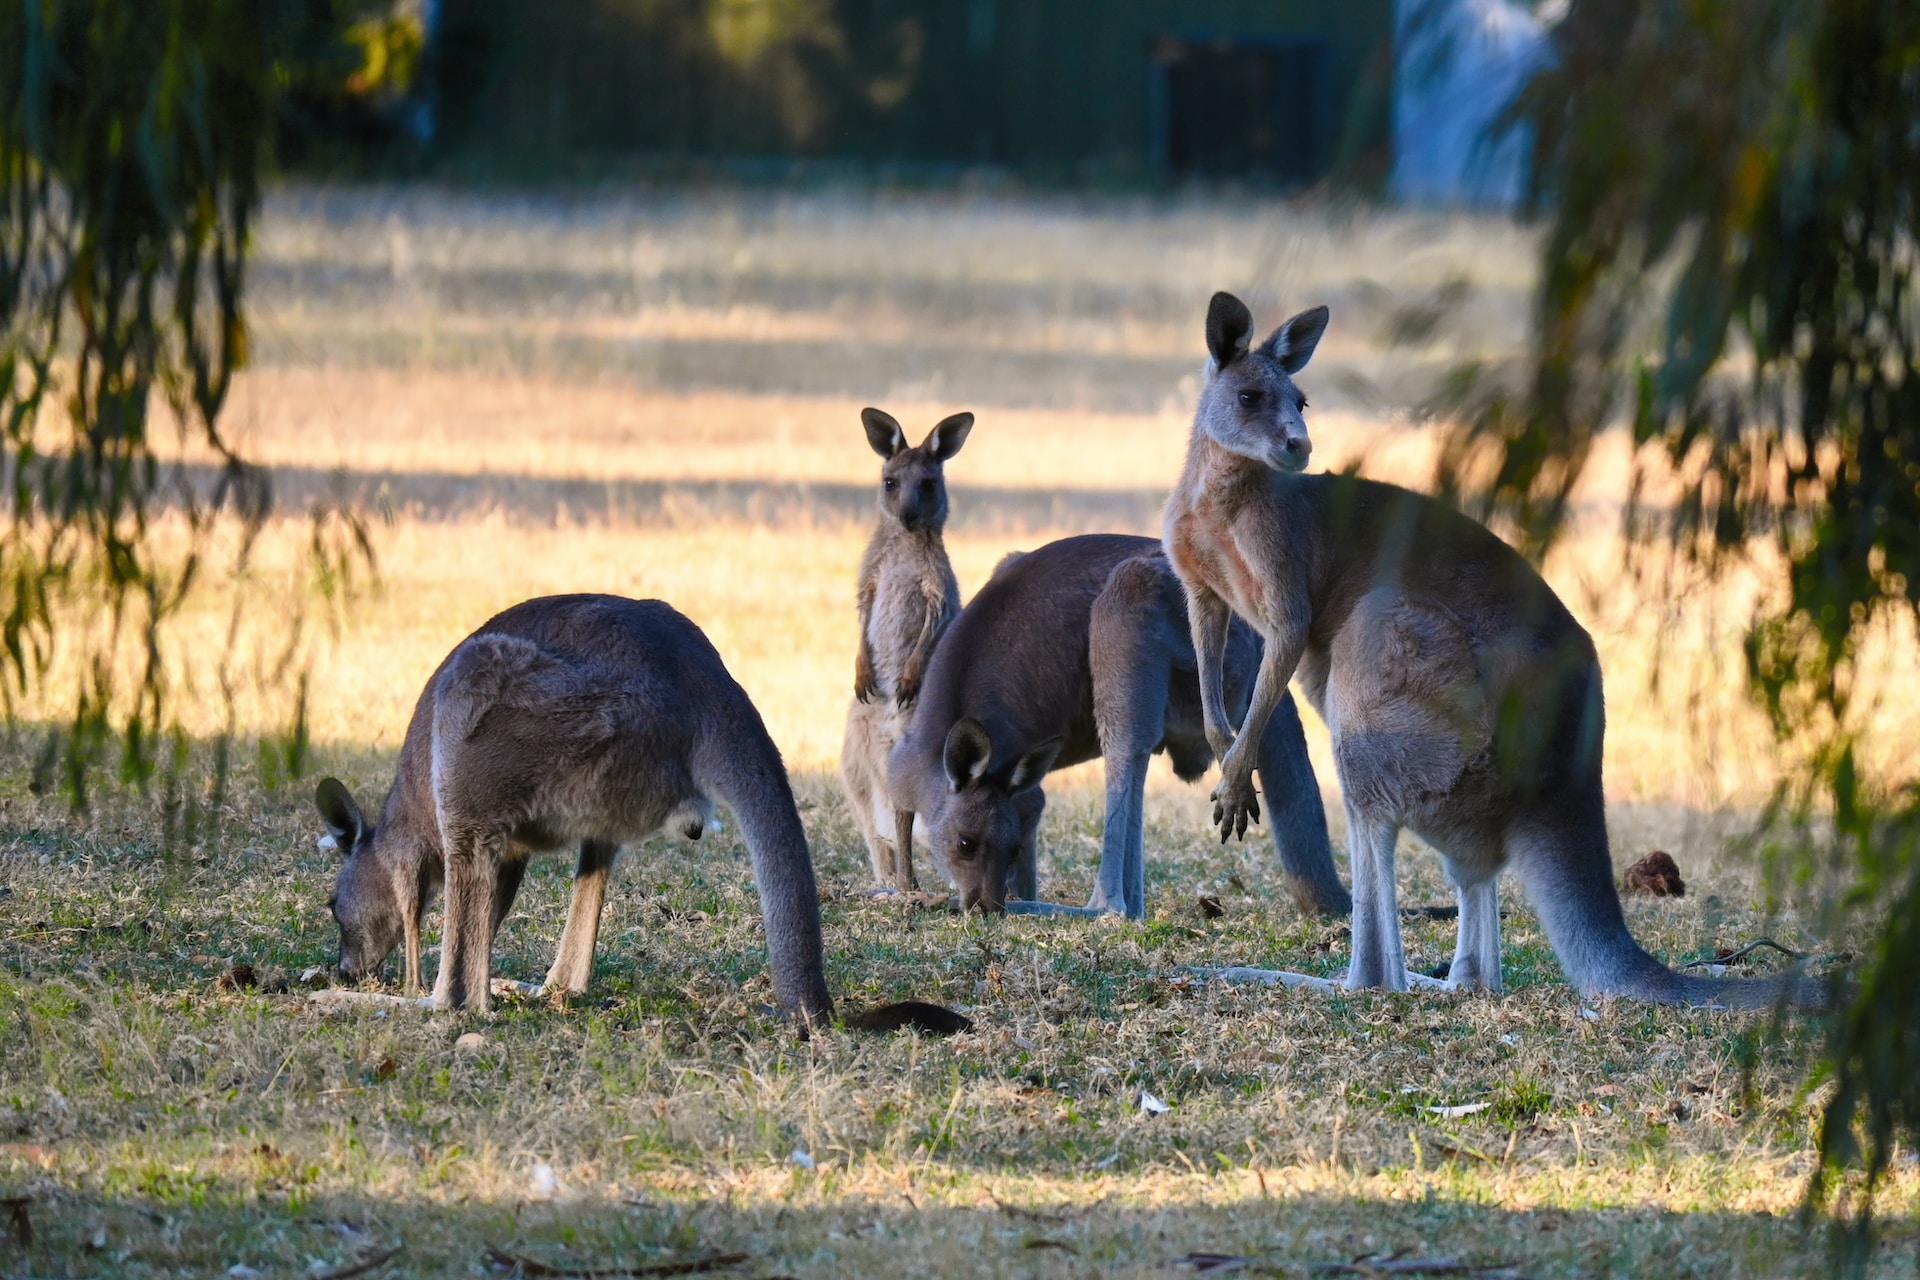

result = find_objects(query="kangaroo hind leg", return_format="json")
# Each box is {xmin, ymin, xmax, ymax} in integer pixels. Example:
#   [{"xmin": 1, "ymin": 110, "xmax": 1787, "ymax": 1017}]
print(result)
[
  {"xmin": 840, "ymin": 702, "xmax": 900, "ymax": 889},
  {"xmin": 544, "ymin": 839, "xmax": 618, "ymax": 996},
  {"xmin": 1088, "ymin": 554, "xmax": 1180, "ymax": 920},
  {"xmin": 1442, "ymin": 860, "xmax": 1503, "ymax": 992},
  {"xmin": 1343, "ymin": 803, "xmax": 1409, "ymax": 991}
]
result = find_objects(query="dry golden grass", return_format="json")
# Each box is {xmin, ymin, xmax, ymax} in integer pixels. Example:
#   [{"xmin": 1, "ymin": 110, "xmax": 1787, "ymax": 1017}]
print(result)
[{"xmin": 2, "ymin": 187, "xmax": 1916, "ymax": 1277}]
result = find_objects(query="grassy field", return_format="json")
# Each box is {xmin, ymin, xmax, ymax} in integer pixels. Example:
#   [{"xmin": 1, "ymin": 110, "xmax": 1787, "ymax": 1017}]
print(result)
[{"xmin": 1, "ymin": 187, "xmax": 1916, "ymax": 1277}]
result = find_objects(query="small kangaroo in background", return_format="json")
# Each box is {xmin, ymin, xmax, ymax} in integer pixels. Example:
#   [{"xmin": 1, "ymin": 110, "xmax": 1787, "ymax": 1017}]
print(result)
[
  {"xmin": 840, "ymin": 407, "xmax": 971, "ymax": 891},
  {"xmin": 1162, "ymin": 291, "xmax": 1818, "ymax": 1007},
  {"xmin": 316, "ymin": 593, "xmax": 833, "ymax": 1019},
  {"xmin": 886, "ymin": 533, "xmax": 1349, "ymax": 920}
]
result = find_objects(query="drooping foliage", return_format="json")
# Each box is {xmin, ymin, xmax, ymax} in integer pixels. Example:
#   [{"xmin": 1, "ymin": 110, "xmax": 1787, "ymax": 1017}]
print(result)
[
  {"xmin": 0, "ymin": 1, "xmax": 377, "ymax": 808},
  {"xmin": 1434, "ymin": 0, "xmax": 1919, "ymax": 1252}
]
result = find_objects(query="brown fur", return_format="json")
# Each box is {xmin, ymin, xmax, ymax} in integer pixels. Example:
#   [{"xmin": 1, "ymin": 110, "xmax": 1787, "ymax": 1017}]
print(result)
[
  {"xmin": 840, "ymin": 407, "xmax": 971, "ymax": 890},
  {"xmin": 317, "ymin": 594, "xmax": 832, "ymax": 1019},
  {"xmin": 1161, "ymin": 292, "xmax": 1817, "ymax": 1008}
]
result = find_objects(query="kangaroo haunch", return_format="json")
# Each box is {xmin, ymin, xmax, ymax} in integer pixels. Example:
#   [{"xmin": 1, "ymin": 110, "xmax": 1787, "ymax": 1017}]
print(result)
[
  {"xmin": 840, "ymin": 406, "xmax": 971, "ymax": 893},
  {"xmin": 886, "ymin": 532, "xmax": 1350, "ymax": 919},
  {"xmin": 315, "ymin": 593, "xmax": 832, "ymax": 1018},
  {"xmin": 1162, "ymin": 291, "xmax": 1819, "ymax": 1007}
]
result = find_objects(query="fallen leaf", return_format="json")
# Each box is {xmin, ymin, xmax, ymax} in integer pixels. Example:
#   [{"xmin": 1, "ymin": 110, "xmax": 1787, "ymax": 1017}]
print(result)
[
  {"xmin": 1621, "ymin": 850, "xmax": 1686, "ymax": 897},
  {"xmin": 216, "ymin": 963, "xmax": 257, "ymax": 992}
]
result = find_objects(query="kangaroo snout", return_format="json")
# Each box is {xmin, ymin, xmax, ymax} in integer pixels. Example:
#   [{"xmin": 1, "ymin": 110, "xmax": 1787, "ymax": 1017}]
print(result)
[
  {"xmin": 958, "ymin": 883, "xmax": 1006, "ymax": 914},
  {"xmin": 1272, "ymin": 432, "xmax": 1312, "ymax": 472}
]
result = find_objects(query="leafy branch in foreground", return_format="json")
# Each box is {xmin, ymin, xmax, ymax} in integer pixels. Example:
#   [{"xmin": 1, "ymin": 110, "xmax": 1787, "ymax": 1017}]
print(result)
[
  {"xmin": 0, "ymin": 1, "xmax": 374, "ymax": 808},
  {"xmin": 1427, "ymin": 0, "xmax": 1919, "ymax": 1256}
]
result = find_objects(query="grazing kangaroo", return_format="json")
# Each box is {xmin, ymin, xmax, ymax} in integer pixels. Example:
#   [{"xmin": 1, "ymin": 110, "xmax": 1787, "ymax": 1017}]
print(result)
[
  {"xmin": 315, "ymin": 594, "xmax": 833, "ymax": 1019},
  {"xmin": 840, "ymin": 407, "xmax": 971, "ymax": 891},
  {"xmin": 886, "ymin": 533, "xmax": 1350, "ymax": 919},
  {"xmin": 1161, "ymin": 291, "xmax": 1817, "ymax": 1007}
]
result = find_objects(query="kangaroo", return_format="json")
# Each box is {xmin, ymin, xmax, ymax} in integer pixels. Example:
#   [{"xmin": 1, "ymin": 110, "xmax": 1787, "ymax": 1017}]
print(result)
[
  {"xmin": 314, "ymin": 594, "xmax": 833, "ymax": 1019},
  {"xmin": 886, "ymin": 532, "xmax": 1350, "ymax": 919},
  {"xmin": 840, "ymin": 407, "xmax": 971, "ymax": 891},
  {"xmin": 1161, "ymin": 291, "xmax": 1818, "ymax": 1007}
]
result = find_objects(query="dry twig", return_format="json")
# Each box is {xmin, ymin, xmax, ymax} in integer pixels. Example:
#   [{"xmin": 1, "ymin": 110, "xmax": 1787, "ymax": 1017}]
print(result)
[
  {"xmin": 482, "ymin": 1245, "xmax": 750, "ymax": 1277},
  {"xmin": 1678, "ymin": 938, "xmax": 1805, "ymax": 969},
  {"xmin": 1310, "ymin": 1254, "xmax": 1525, "ymax": 1277},
  {"xmin": 313, "ymin": 1243, "xmax": 404, "ymax": 1279}
]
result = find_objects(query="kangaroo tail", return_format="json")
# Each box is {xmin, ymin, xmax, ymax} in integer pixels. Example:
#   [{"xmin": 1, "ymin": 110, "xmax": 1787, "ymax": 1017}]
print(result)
[
  {"xmin": 1515, "ymin": 813, "xmax": 1823, "ymax": 1011},
  {"xmin": 694, "ymin": 687, "xmax": 834, "ymax": 1023}
]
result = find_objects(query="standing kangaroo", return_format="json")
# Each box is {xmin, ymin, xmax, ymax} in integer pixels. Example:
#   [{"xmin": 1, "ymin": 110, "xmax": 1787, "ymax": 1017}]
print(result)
[
  {"xmin": 314, "ymin": 594, "xmax": 833, "ymax": 1019},
  {"xmin": 840, "ymin": 407, "xmax": 971, "ymax": 891},
  {"xmin": 886, "ymin": 533, "xmax": 1349, "ymax": 920},
  {"xmin": 1162, "ymin": 291, "xmax": 1817, "ymax": 1007}
]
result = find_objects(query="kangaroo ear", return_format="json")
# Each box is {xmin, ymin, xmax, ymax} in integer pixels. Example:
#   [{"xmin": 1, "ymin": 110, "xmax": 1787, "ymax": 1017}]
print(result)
[
  {"xmin": 925, "ymin": 412, "xmax": 974, "ymax": 461},
  {"xmin": 314, "ymin": 777, "xmax": 365, "ymax": 850},
  {"xmin": 1205, "ymin": 292, "xmax": 1255, "ymax": 371},
  {"xmin": 942, "ymin": 719, "xmax": 993, "ymax": 793},
  {"xmin": 1006, "ymin": 738, "xmax": 1063, "ymax": 793},
  {"xmin": 1262, "ymin": 305, "xmax": 1330, "ymax": 374},
  {"xmin": 861, "ymin": 407, "xmax": 907, "ymax": 459}
]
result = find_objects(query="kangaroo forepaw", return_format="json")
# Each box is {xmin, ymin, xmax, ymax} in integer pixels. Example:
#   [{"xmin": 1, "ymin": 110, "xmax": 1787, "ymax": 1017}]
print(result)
[{"xmin": 1210, "ymin": 774, "xmax": 1260, "ymax": 842}]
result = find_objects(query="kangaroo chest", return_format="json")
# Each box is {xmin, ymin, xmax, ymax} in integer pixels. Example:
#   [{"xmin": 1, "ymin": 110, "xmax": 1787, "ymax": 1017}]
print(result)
[
  {"xmin": 1167, "ymin": 502, "xmax": 1272, "ymax": 627},
  {"xmin": 868, "ymin": 557, "xmax": 944, "ymax": 679}
]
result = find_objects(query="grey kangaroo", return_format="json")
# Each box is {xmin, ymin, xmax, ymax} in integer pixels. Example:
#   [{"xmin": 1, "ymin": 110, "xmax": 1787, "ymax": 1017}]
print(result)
[
  {"xmin": 314, "ymin": 594, "xmax": 833, "ymax": 1019},
  {"xmin": 1162, "ymin": 291, "xmax": 1818, "ymax": 1007},
  {"xmin": 840, "ymin": 407, "xmax": 971, "ymax": 891},
  {"xmin": 886, "ymin": 533, "xmax": 1350, "ymax": 920}
]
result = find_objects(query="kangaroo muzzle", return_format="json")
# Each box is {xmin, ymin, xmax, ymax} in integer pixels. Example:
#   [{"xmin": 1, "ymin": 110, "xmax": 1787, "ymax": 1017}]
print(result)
[{"xmin": 1271, "ymin": 432, "xmax": 1312, "ymax": 472}]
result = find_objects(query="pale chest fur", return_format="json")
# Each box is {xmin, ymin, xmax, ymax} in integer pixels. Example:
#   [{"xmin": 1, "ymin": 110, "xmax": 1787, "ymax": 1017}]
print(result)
[
  {"xmin": 866, "ymin": 550, "xmax": 953, "ymax": 689},
  {"xmin": 1165, "ymin": 493, "xmax": 1271, "ymax": 627}
]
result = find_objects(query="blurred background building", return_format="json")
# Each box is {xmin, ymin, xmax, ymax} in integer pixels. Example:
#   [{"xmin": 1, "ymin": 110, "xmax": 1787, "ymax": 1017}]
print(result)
[{"xmin": 319, "ymin": 0, "xmax": 1545, "ymax": 204}]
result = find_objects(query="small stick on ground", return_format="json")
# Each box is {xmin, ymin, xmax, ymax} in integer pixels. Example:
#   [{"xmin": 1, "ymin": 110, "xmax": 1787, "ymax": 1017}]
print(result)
[
  {"xmin": 313, "ymin": 1244, "xmax": 404, "ymax": 1279},
  {"xmin": 482, "ymin": 1245, "xmax": 751, "ymax": 1277},
  {"xmin": 1678, "ymin": 938, "xmax": 1805, "ymax": 969},
  {"xmin": 988, "ymin": 1193, "xmax": 1067, "ymax": 1225},
  {"xmin": 1309, "ymin": 1254, "xmax": 1526, "ymax": 1277}
]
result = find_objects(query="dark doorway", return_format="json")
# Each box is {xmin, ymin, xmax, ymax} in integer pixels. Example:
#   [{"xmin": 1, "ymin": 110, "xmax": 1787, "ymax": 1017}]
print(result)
[{"xmin": 1149, "ymin": 34, "xmax": 1331, "ymax": 183}]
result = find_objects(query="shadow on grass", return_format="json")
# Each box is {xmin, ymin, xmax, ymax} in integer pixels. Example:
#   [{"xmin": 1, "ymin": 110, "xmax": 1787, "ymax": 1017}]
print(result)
[
  {"xmin": 244, "ymin": 460, "xmax": 1173, "ymax": 536},
  {"xmin": 2, "ymin": 1180, "xmax": 1901, "ymax": 1279}
]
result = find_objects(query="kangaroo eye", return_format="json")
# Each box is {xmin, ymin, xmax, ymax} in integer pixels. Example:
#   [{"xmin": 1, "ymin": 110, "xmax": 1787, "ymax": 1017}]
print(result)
[
  {"xmin": 957, "ymin": 836, "xmax": 978, "ymax": 856},
  {"xmin": 1238, "ymin": 389, "xmax": 1264, "ymax": 409},
  {"xmin": 883, "ymin": 478, "xmax": 897, "ymax": 491}
]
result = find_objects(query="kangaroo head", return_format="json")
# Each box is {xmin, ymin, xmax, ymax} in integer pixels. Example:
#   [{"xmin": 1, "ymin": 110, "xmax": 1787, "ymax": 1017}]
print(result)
[
  {"xmin": 922, "ymin": 719, "xmax": 1061, "ymax": 912},
  {"xmin": 315, "ymin": 777, "xmax": 405, "ymax": 982},
  {"xmin": 1195, "ymin": 292, "xmax": 1329, "ymax": 473},
  {"xmin": 862, "ymin": 407, "xmax": 973, "ymax": 534}
]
